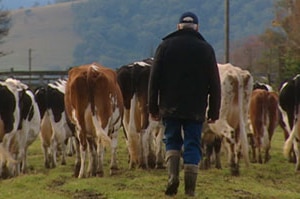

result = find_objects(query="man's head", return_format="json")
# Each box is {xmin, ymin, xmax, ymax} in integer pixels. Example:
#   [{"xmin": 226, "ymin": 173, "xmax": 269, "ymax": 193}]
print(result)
[{"xmin": 177, "ymin": 11, "xmax": 199, "ymax": 31}]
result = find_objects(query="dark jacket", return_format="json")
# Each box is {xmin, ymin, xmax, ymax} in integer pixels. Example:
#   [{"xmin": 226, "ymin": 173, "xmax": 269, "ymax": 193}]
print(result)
[{"xmin": 148, "ymin": 28, "xmax": 221, "ymax": 122}]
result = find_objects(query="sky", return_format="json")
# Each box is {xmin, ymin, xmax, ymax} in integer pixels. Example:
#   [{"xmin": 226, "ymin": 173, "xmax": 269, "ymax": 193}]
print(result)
[{"xmin": 1, "ymin": 0, "xmax": 53, "ymax": 10}]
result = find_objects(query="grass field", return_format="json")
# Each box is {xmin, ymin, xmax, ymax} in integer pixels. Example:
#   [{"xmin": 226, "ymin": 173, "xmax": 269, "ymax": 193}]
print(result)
[{"xmin": 0, "ymin": 128, "xmax": 300, "ymax": 199}]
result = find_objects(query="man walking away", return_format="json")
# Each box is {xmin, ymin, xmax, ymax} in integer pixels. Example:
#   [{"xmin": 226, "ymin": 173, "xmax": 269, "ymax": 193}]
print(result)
[{"xmin": 148, "ymin": 11, "xmax": 221, "ymax": 197}]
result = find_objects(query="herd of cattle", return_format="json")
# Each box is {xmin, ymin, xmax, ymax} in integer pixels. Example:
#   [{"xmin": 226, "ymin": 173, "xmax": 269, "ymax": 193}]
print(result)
[{"xmin": 0, "ymin": 58, "xmax": 300, "ymax": 179}]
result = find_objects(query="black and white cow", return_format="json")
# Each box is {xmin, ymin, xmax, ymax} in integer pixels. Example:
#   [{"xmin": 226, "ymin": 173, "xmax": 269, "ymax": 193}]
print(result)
[
  {"xmin": 0, "ymin": 78, "xmax": 41, "ymax": 177},
  {"xmin": 279, "ymin": 74, "xmax": 300, "ymax": 171},
  {"xmin": 117, "ymin": 58, "xmax": 165, "ymax": 169},
  {"xmin": 253, "ymin": 82, "xmax": 273, "ymax": 92},
  {"xmin": 35, "ymin": 79, "xmax": 76, "ymax": 169}
]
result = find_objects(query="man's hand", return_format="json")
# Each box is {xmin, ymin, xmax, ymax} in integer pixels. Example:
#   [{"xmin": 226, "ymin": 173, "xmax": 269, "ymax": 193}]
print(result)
[
  {"xmin": 150, "ymin": 113, "xmax": 160, "ymax": 121},
  {"xmin": 207, "ymin": 118, "xmax": 216, "ymax": 124}
]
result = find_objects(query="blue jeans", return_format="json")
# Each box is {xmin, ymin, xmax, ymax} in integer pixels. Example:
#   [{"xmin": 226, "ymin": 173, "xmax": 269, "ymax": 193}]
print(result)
[{"xmin": 163, "ymin": 117, "xmax": 202, "ymax": 165}]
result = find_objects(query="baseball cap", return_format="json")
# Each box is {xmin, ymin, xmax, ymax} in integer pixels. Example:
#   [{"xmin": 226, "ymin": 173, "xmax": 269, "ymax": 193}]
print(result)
[{"xmin": 179, "ymin": 12, "xmax": 198, "ymax": 24}]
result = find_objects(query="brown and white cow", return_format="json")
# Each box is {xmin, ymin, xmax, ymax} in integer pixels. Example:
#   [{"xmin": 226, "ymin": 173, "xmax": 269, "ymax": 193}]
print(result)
[
  {"xmin": 200, "ymin": 122, "xmax": 223, "ymax": 170},
  {"xmin": 249, "ymin": 89, "xmax": 279, "ymax": 163},
  {"xmin": 35, "ymin": 79, "xmax": 76, "ymax": 169},
  {"xmin": 0, "ymin": 78, "xmax": 41, "ymax": 177},
  {"xmin": 65, "ymin": 63, "xmax": 123, "ymax": 178},
  {"xmin": 280, "ymin": 74, "xmax": 300, "ymax": 171},
  {"xmin": 117, "ymin": 58, "xmax": 165, "ymax": 169},
  {"xmin": 208, "ymin": 63, "xmax": 253, "ymax": 175}
]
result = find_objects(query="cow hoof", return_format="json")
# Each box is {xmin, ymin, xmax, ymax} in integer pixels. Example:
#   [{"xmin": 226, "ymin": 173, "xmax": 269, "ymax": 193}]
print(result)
[
  {"xmin": 129, "ymin": 162, "xmax": 136, "ymax": 169},
  {"xmin": 155, "ymin": 163, "xmax": 165, "ymax": 169},
  {"xmin": 139, "ymin": 163, "xmax": 148, "ymax": 169},
  {"xmin": 215, "ymin": 164, "xmax": 222, "ymax": 169},
  {"xmin": 110, "ymin": 169, "xmax": 118, "ymax": 176},
  {"xmin": 45, "ymin": 162, "xmax": 50, "ymax": 169},
  {"xmin": 97, "ymin": 171, "xmax": 104, "ymax": 177},
  {"xmin": 230, "ymin": 163, "xmax": 240, "ymax": 176},
  {"xmin": 73, "ymin": 164, "xmax": 81, "ymax": 178}
]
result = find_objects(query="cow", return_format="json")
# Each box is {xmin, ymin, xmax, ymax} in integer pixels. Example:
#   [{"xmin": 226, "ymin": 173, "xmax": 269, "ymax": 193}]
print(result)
[
  {"xmin": 252, "ymin": 82, "xmax": 295, "ymax": 163},
  {"xmin": 248, "ymin": 89, "xmax": 279, "ymax": 163},
  {"xmin": 34, "ymin": 79, "xmax": 76, "ymax": 169},
  {"xmin": 208, "ymin": 63, "xmax": 253, "ymax": 176},
  {"xmin": 0, "ymin": 144, "xmax": 17, "ymax": 178},
  {"xmin": 64, "ymin": 62, "xmax": 123, "ymax": 178},
  {"xmin": 0, "ymin": 79, "xmax": 21, "ymax": 178},
  {"xmin": 253, "ymin": 82, "xmax": 273, "ymax": 92},
  {"xmin": 117, "ymin": 58, "xmax": 165, "ymax": 169},
  {"xmin": 280, "ymin": 74, "xmax": 300, "ymax": 171},
  {"xmin": 199, "ymin": 122, "xmax": 223, "ymax": 170},
  {"xmin": 0, "ymin": 78, "xmax": 41, "ymax": 177}
]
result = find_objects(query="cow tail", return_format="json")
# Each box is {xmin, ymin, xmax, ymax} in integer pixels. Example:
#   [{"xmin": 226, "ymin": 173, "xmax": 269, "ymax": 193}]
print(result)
[
  {"xmin": 87, "ymin": 65, "xmax": 97, "ymax": 115},
  {"xmin": 238, "ymin": 75, "xmax": 250, "ymax": 166},
  {"xmin": 86, "ymin": 65, "xmax": 111, "ymax": 146}
]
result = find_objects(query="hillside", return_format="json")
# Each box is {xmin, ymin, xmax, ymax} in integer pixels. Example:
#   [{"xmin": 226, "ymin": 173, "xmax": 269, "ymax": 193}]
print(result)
[
  {"xmin": 0, "ymin": 0, "xmax": 275, "ymax": 71},
  {"xmin": 1, "ymin": 0, "xmax": 52, "ymax": 10},
  {"xmin": 0, "ymin": 1, "xmax": 82, "ymax": 71}
]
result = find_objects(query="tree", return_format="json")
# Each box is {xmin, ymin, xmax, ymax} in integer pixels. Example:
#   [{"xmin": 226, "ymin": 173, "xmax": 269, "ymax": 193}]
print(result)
[
  {"xmin": 240, "ymin": 0, "xmax": 300, "ymax": 86},
  {"xmin": 231, "ymin": 36, "xmax": 265, "ymax": 71},
  {"xmin": 260, "ymin": 0, "xmax": 300, "ymax": 83}
]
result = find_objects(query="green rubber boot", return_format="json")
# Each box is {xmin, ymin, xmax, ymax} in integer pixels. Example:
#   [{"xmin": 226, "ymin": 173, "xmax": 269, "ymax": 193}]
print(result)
[
  {"xmin": 165, "ymin": 150, "xmax": 181, "ymax": 196},
  {"xmin": 184, "ymin": 164, "xmax": 199, "ymax": 197}
]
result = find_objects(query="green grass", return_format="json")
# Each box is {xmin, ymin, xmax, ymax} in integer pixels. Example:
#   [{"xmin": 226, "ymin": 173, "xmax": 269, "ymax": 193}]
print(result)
[{"xmin": 1, "ymin": 128, "xmax": 300, "ymax": 199}]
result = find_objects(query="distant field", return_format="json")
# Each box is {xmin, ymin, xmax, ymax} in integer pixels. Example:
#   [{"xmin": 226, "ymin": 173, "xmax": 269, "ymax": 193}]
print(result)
[
  {"xmin": 1, "ymin": 127, "xmax": 300, "ymax": 199},
  {"xmin": 0, "ymin": 2, "xmax": 83, "ymax": 71}
]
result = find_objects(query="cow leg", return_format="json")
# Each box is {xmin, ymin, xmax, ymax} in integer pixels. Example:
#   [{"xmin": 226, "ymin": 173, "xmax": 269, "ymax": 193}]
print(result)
[
  {"xmin": 264, "ymin": 147, "xmax": 270, "ymax": 163},
  {"xmin": 258, "ymin": 147, "xmax": 263, "ymax": 164},
  {"xmin": 139, "ymin": 129, "xmax": 147, "ymax": 169},
  {"xmin": 204, "ymin": 144, "xmax": 213, "ymax": 169},
  {"xmin": 51, "ymin": 136, "xmax": 58, "ymax": 168},
  {"xmin": 67, "ymin": 137, "xmax": 76, "ymax": 156},
  {"xmin": 73, "ymin": 137, "xmax": 81, "ymax": 178},
  {"xmin": 264, "ymin": 136, "xmax": 271, "ymax": 163},
  {"xmin": 127, "ymin": 131, "xmax": 139, "ymax": 169},
  {"xmin": 230, "ymin": 143, "xmax": 240, "ymax": 176},
  {"xmin": 294, "ymin": 139, "xmax": 300, "ymax": 171},
  {"xmin": 223, "ymin": 139, "xmax": 232, "ymax": 165},
  {"xmin": 147, "ymin": 129, "xmax": 157, "ymax": 169},
  {"xmin": 77, "ymin": 129, "xmax": 88, "ymax": 179},
  {"xmin": 60, "ymin": 141, "xmax": 67, "ymax": 165},
  {"xmin": 78, "ymin": 144, "xmax": 87, "ymax": 178},
  {"xmin": 155, "ymin": 125, "xmax": 165, "ymax": 169},
  {"xmin": 96, "ymin": 142, "xmax": 104, "ymax": 177},
  {"xmin": 41, "ymin": 143, "xmax": 50, "ymax": 168},
  {"xmin": 87, "ymin": 137, "xmax": 97, "ymax": 177},
  {"xmin": 214, "ymin": 136, "xmax": 222, "ymax": 169},
  {"xmin": 141, "ymin": 127, "xmax": 157, "ymax": 169},
  {"xmin": 248, "ymin": 133, "xmax": 257, "ymax": 163},
  {"xmin": 21, "ymin": 147, "xmax": 28, "ymax": 173},
  {"xmin": 255, "ymin": 134, "xmax": 263, "ymax": 164},
  {"xmin": 109, "ymin": 130, "xmax": 119, "ymax": 175}
]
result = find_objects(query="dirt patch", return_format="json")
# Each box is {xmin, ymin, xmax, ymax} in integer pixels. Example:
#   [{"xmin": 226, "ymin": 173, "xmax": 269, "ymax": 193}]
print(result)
[
  {"xmin": 233, "ymin": 189, "xmax": 260, "ymax": 199},
  {"xmin": 73, "ymin": 189, "xmax": 107, "ymax": 199},
  {"xmin": 47, "ymin": 175, "xmax": 67, "ymax": 188}
]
